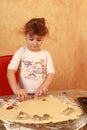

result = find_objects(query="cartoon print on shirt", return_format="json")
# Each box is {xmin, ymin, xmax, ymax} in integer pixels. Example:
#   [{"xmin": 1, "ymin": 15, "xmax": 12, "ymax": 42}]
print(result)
[{"xmin": 21, "ymin": 59, "xmax": 46, "ymax": 80}]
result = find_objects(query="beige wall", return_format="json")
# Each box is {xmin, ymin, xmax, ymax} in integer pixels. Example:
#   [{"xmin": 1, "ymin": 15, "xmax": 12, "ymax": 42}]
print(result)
[{"xmin": 0, "ymin": 0, "xmax": 87, "ymax": 91}]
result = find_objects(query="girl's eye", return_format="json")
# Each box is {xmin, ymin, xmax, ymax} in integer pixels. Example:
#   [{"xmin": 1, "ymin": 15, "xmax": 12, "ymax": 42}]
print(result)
[
  {"xmin": 29, "ymin": 39, "xmax": 33, "ymax": 41},
  {"xmin": 37, "ymin": 39, "xmax": 41, "ymax": 41}
]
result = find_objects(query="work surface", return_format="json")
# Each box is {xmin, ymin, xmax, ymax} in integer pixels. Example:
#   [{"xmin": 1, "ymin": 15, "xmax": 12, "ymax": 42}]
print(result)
[{"xmin": 0, "ymin": 89, "xmax": 87, "ymax": 130}]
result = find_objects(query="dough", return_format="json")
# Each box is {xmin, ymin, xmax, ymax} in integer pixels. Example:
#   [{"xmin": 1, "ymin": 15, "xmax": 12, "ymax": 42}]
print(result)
[{"xmin": 0, "ymin": 95, "xmax": 83, "ymax": 124}]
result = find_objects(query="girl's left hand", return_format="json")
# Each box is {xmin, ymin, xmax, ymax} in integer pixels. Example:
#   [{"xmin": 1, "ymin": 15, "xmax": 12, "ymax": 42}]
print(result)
[{"xmin": 34, "ymin": 87, "xmax": 48, "ymax": 98}]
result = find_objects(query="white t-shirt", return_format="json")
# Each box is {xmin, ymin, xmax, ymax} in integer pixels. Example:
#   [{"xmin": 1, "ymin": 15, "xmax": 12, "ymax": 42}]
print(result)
[{"xmin": 8, "ymin": 46, "xmax": 55, "ymax": 93}]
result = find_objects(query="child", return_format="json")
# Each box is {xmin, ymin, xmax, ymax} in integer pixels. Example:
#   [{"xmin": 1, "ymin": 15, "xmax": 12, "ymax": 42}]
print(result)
[{"xmin": 7, "ymin": 18, "xmax": 55, "ymax": 100}]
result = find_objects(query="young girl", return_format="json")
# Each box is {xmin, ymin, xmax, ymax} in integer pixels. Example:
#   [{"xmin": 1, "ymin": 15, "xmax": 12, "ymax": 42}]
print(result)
[{"xmin": 7, "ymin": 18, "xmax": 55, "ymax": 100}]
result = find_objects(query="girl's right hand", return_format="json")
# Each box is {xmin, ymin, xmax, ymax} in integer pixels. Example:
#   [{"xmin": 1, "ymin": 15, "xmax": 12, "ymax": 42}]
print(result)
[{"xmin": 14, "ymin": 88, "xmax": 28, "ymax": 101}]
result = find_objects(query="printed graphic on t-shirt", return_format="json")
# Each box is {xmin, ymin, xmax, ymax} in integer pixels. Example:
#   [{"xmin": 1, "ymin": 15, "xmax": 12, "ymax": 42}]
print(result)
[{"xmin": 21, "ymin": 59, "xmax": 46, "ymax": 80}]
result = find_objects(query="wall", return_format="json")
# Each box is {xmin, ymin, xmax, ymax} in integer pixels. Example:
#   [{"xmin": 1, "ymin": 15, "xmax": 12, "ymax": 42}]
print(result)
[{"xmin": 0, "ymin": 0, "xmax": 87, "ymax": 91}]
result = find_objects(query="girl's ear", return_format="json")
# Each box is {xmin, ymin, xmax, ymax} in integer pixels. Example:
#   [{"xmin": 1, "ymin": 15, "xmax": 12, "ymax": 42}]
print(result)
[{"xmin": 25, "ymin": 34, "xmax": 28, "ymax": 40}]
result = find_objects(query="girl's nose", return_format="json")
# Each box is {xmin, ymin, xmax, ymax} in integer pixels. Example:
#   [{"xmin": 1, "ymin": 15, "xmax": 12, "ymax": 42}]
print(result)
[{"xmin": 33, "ymin": 40, "xmax": 37, "ymax": 45}]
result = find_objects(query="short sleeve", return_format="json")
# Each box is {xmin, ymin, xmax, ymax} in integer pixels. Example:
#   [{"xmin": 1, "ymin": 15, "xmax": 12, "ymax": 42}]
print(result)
[
  {"xmin": 7, "ymin": 47, "xmax": 25, "ymax": 71},
  {"xmin": 46, "ymin": 51, "xmax": 55, "ymax": 74}
]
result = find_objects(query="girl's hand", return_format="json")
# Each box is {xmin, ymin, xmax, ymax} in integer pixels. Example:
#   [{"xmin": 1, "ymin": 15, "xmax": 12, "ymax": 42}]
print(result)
[
  {"xmin": 34, "ymin": 87, "xmax": 48, "ymax": 98},
  {"xmin": 34, "ymin": 73, "xmax": 54, "ymax": 98},
  {"xmin": 14, "ymin": 88, "xmax": 28, "ymax": 101}
]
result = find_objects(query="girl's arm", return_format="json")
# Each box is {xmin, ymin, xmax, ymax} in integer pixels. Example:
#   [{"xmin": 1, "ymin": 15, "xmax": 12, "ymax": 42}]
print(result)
[
  {"xmin": 34, "ymin": 73, "xmax": 55, "ymax": 98},
  {"xmin": 7, "ymin": 69, "xmax": 28, "ymax": 100}
]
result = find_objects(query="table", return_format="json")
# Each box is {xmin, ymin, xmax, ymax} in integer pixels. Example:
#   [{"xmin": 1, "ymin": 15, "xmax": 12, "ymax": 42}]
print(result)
[
  {"xmin": 49, "ymin": 89, "xmax": 87, "ymax": 130},
  {"xmin": 0, "ymin": 89, "xmax": 87, "ymax": 130}
]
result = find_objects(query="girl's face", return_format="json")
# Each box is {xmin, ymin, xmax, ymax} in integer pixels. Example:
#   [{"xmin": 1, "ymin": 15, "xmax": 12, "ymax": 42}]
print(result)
[{"xmin": 26, "ymin": 34, "xmax": 45, "ymax": 52}]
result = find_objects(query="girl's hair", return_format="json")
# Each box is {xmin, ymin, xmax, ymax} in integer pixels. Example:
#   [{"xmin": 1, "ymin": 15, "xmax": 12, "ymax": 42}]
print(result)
[{"xmin": 24, "ymin": 18, "xmax": 48, "ymax": 36}]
